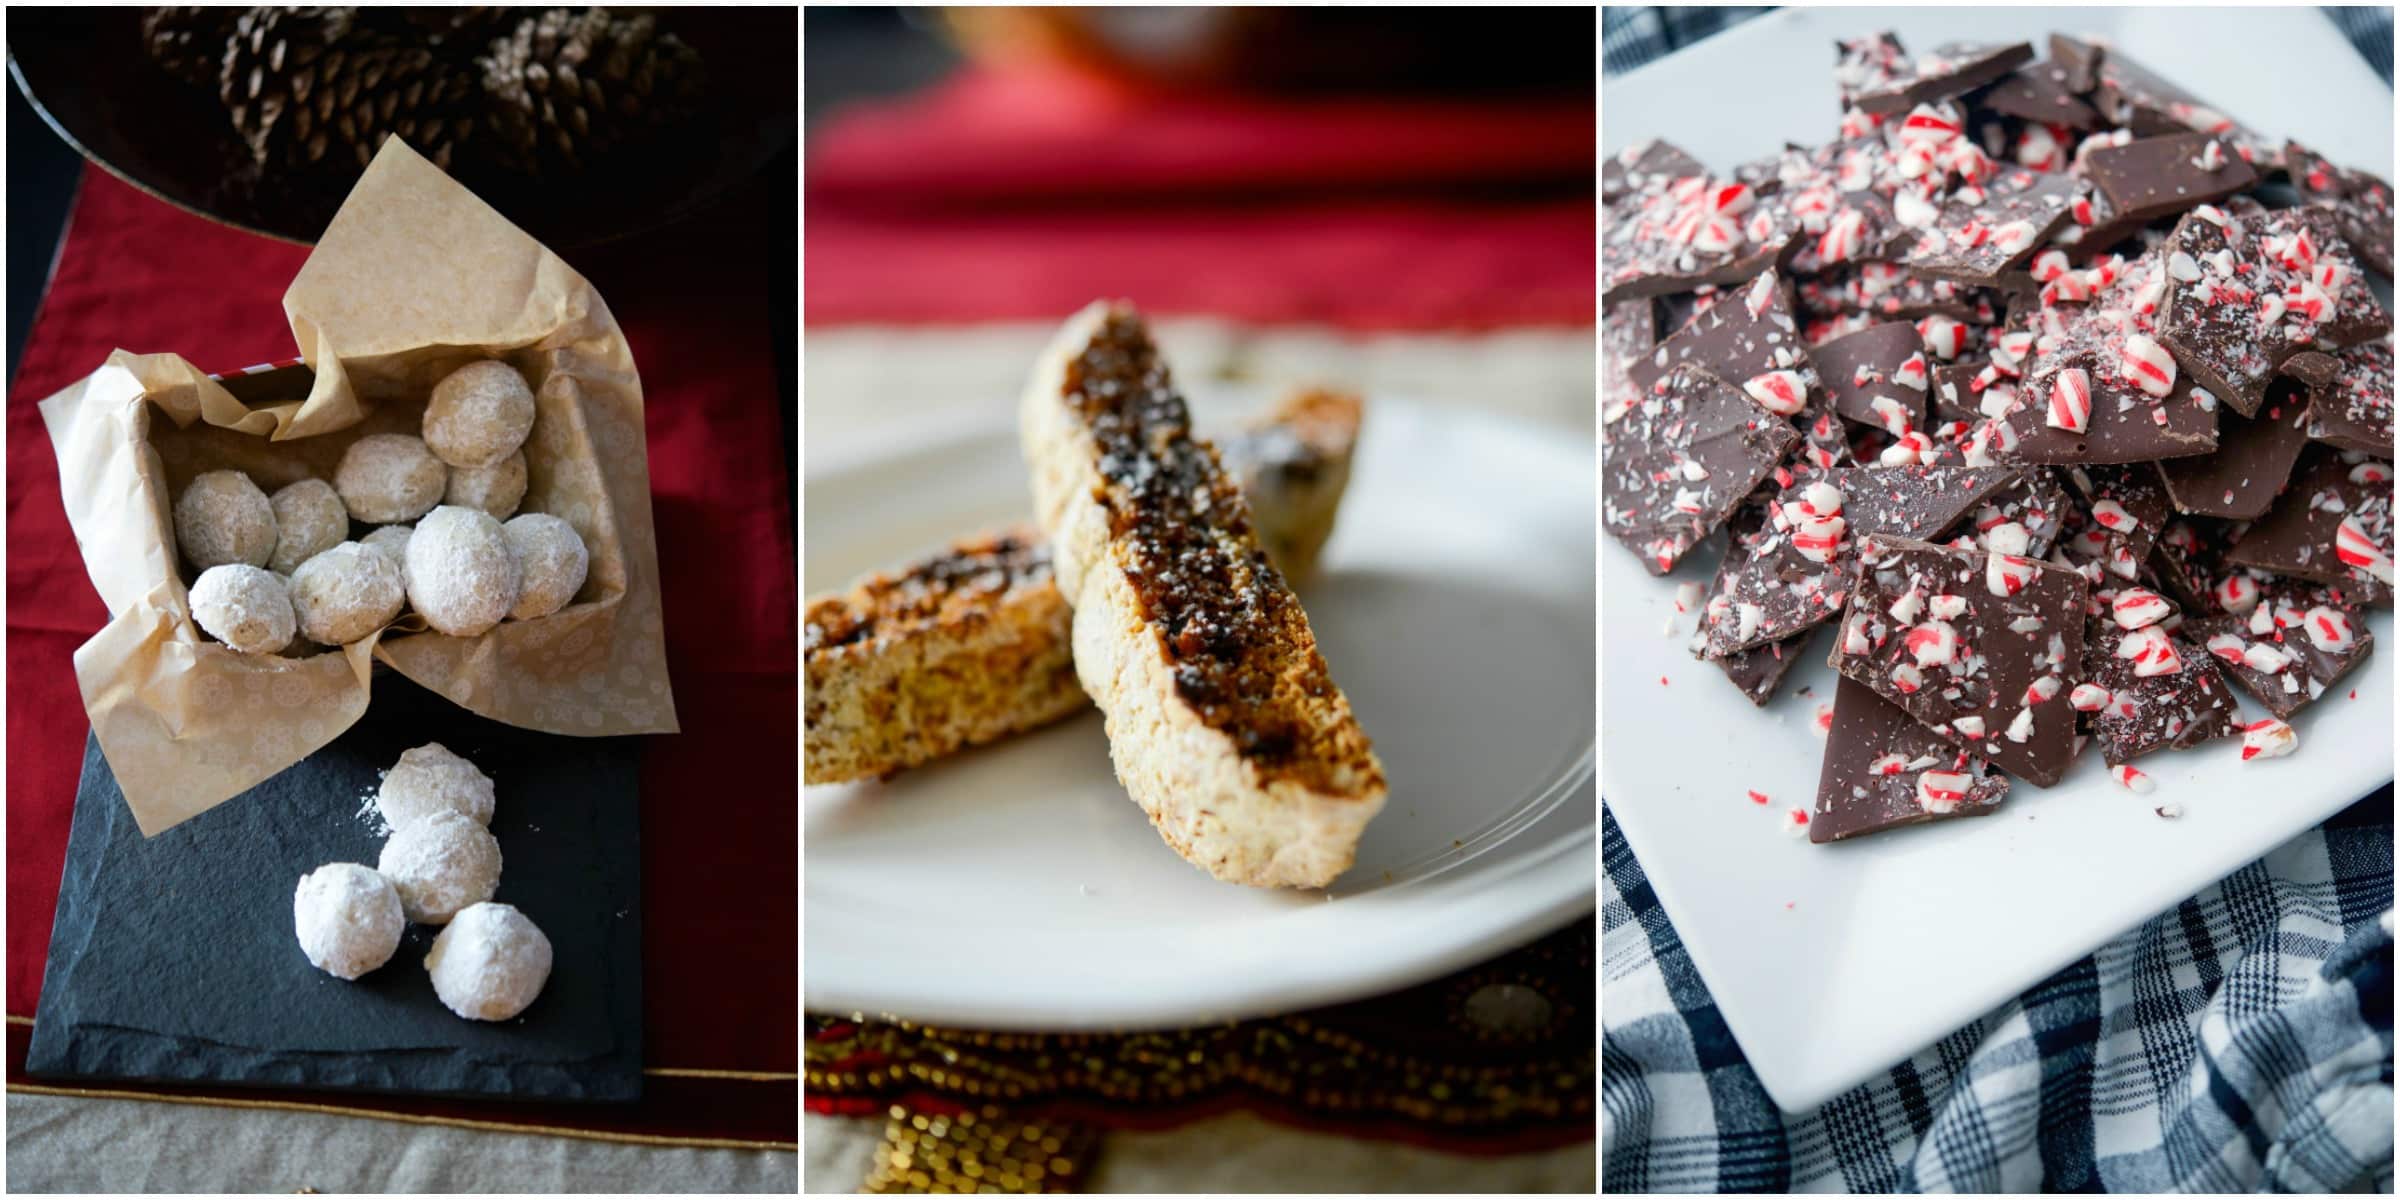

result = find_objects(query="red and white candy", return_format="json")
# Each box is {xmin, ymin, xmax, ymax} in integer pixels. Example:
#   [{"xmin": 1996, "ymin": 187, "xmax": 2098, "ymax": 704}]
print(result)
[
  {"xmin": 1917, "ymin": 315, "xmax": 1966, "ymax": 360},
  {"xmin": 1986, "ymin": 552, "xmax": 2036, "ymax": 597},
  {"xmin": 2303, "ymin": 605, "xmax": 2358, "ymax": 654},
  {"xmin": 1916, "ymin": 771, "xmax": 1972, "ymax": 813},
  {"xmin": 2046, "ymin": 368, "xmax": 2092, "ymax": 432},
  {"xmin": 2334, "ymin": 515, "xmax": 2394, "ymax": 583},
  {"xmin": 2110, "ymin": 587, "xmax": 2172, "ymax": 629},
  {"xmin": 2239, "ymin": 719, "xmax": 2298, "ymax": 762},
  {"xmin": 2069, "ymin": 682, "xmax": 2113, "ymax": 712},
  {"xmin": 2112, "ymin": 765, "xmax": 2155, "ymax": 794},
  {"xmin": 2118, "ymin": 333, "xmax": 2177, "ymax": 398},
  {"xmin": 1744, "ymin": 370, "xmax": 1809, "ymax": 416}
]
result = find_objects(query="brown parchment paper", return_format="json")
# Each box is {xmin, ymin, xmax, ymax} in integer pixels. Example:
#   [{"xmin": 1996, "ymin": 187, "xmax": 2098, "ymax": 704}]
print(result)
[{"xmin": 37, "ymin": 140, "xmax": 678, "ymax": 837}]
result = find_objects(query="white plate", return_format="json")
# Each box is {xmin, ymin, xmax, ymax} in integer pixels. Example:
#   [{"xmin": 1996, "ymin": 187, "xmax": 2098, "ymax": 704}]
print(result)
[
  {"xmin": 1603, "ymin": 7, "xmax": 2396, "ymax": 1111},
  {"xmin": 805, "ymin": 395, "xmax": 1597, "ymax": 1029}
]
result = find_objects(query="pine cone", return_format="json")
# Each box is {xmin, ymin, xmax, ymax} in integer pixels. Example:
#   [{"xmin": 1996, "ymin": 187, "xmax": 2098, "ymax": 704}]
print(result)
[
  {"xmin": 476, "ymin": 7, "xmax": 706, "ymax": 175},
  {"xmin": 220, "ymin": 7, "xmax": 477, "ymax": 173},
  {"xmin": 140, "ymin": 7, "xmax": 241, "ymax": 89}
]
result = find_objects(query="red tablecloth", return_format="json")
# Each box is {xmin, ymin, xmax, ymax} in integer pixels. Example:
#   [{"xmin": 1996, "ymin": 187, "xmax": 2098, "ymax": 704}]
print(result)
[
  {"xmin": 805, "ymin": 67, "xmax": 1595, "ymax": 329},
  {"xmin": 7, "ymin": 166, "xmax": 795, "ymax": 1143}
]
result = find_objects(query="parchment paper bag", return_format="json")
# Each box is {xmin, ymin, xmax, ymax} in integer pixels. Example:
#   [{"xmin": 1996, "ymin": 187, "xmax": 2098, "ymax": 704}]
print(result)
[{"xmin": 39, "ymin": 140, "xmax": 678, "ymax": 836}]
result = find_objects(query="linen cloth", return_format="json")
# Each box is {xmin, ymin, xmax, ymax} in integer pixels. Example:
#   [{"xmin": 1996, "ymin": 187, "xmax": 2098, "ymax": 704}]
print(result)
[{"xmin": 1601, "ymin": 7, "xmax": 2396, "ymax": 1192}]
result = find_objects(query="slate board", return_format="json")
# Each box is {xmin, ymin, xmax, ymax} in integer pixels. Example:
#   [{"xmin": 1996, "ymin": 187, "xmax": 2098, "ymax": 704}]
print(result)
[{"xmin": 26, "ymin": 673, "xmax": 644, "ymax": 1102}]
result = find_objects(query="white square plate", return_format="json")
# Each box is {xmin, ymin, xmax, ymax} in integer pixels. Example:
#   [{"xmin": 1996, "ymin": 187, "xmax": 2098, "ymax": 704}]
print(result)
[{"xmin": 1602, "ymin": 6, "xmax": 2396, "ymax": 1111}]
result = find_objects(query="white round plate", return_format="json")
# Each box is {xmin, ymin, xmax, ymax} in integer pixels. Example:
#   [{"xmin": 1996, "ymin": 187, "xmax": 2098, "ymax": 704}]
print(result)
[{"xmin": 805, "ymin": 395, "xmax": 1596, "ymax": 1029}]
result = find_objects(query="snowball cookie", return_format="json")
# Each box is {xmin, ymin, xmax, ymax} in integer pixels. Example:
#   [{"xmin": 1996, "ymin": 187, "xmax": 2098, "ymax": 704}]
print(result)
[
  {"xmin": 267, "ymin": 478, "xmax": 349, "ymax": 575},
  {"xmin": 360, "ymin": 523, "xmax": 413, "ymax": 571},
  {"xmin": 425, "ymin": 902, "xmax": 552, "ymax": 1021},
  {"xmin": 335, "ymin": 433, "xmax": 447, "ymax": 524},
  {"xmin": 376, "ymin": 809, "xmax": 502, "ymax": 924},
  {"xmin": 404, "ymin": 505, "xmax": 521, "ymax": 637},
  {"xmin": 424, "ymin": 360, "xmax": 537, "ymax": 470},
  {"xmin": 443, "ymin": 449, "xmax": 526, "ymax": 519},
  {"xmin": 188, "ymin": 564, "xmax": 295, "ymax": 654},
  {"xmin": 174, "ymin": 470, "xmax": 276, "ymax": 570},
  {"xmin": 289, "ymin": 542, "xmax": 406, "ymax": 645},
  {"xmin": 378, "ymin": 742, "xmax": 496, "ymax": 830},
  {"xmin": 293, "ymin": 863, "xmax": 404, "ymax": 980},
  {"xmin": 503, "ymin": 513, "xmax": 590, "ymax": 620}
]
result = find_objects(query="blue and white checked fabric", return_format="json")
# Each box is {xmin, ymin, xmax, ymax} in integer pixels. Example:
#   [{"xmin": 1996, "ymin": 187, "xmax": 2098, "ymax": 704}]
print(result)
[
  {"xmin": 1603, "ymin": 796, "xmax": 2394, "ymax": 1191},
  {"xmin": 1602, "ymin": 8, "xmax": 2396, "ymax": 1192}
]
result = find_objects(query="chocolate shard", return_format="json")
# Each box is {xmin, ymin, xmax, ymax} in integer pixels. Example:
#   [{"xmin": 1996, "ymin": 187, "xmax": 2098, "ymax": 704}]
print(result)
[
  {"xmin": 1699, "ymin": 464, "xmax": 2020, "ymax": 657},
  {"xmin": 2004, "ymin": 246, "xmax": 2221, "ymax": 464},
  {"xmin": 2284, "ymin": 141, "xmax": 2395, "ymax": 277},
  {"xmin": 2302, "ymin": 337, "xmax": 2394, "ymax": 459},
  {"xmin": 1899, "ymin": 167, "xmax": 2081, "ymax": 284},
  {"xmin": 2082, "ymin": 605, "xmax": 2243, "ymax": 766},
  {"xmin": 2224, "ymin": 450, "xmax": 2395, "ymax": 606},
  {"xmin": 1828, "ymin": 533, "xmax": 2089, "ymax": 787},
  {"xmin": 1852, "ymin": 41, "xmax": 2035, "ymax": 116},
  {"xmin": 2187, "ymin": 584, "xmax": 2374, "ymax": 719},
  {"xmin": 1604, "ymin": 363, "xmax": 1800, "ymax": 576},
  {"xmin": 1811, "ymin": 675, "xmax": 2009, "ymax": 843},
  {"xmin": 2157, "ymin": 375, "xmax": 2314, "ymax": 519},
  {"xmin": 2080, "ymin": 132, "xmax": 2257, "ymax": 227},
  {"xmin": 1975, "ymin": 61, "xmax": 2103, "ymax": 130},
  {"xmin": 2154, "ymin": 198, "xmax": 2391, "ymax": 419},
  {"xmin": 1815, "ymin": 321, "xmax": 1933, "ymax": 433}
]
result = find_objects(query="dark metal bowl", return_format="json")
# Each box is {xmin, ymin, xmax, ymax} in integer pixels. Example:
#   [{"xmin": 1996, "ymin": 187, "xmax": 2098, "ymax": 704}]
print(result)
[{"xmin": 7, "ymin": 7, "xmax": 795, "ymax": 249}]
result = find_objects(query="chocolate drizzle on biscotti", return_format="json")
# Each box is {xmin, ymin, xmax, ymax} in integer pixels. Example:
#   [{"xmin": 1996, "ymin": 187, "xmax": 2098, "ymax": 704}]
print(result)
[{"xmin": 1061, "ymin": 311, "xmax": 1356, "ymax": 786}]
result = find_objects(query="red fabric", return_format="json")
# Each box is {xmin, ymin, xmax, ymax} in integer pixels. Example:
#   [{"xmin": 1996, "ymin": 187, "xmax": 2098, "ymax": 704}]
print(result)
[
  {"xmin": 805, "ymin": 68, "xmax": 1595, "ymax": 329},
  {"xmin": 7, "ymin": 169, "xmax": 796, "ymax": 1104}
]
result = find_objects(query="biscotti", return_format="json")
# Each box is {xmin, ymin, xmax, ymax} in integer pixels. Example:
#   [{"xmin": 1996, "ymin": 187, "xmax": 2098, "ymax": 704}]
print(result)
[
  {"xmin": 1020, "ymin": 300, "xmax": 1386, "ymax": 888},
  {"xmin": 803, "ymin": 390, "xmax": 1362, "ymax": 785}
]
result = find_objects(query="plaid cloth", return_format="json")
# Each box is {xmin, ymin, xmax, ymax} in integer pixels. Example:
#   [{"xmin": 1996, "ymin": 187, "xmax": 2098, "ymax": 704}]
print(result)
[
  {"xmin": 1604, "ymin": 798, "xmax": 2394, "ymax": 1191},
  {"xmin": 1603, "ymin": 9, "xmax": 2396, "ymax": 1191},
  {"xmin": 1603, "ymin": 8, "xmax": 2395, "ymax": 86}
]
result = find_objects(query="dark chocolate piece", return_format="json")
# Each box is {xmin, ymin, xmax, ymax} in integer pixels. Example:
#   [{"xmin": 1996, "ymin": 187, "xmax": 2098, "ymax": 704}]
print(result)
[
  {"xmin": 1852, "ymin": 41, "xmax": 2035, "ymax": 117},
  {"xmin": 1833, "ymin": 32, "xmax": 1912, "ymax": 110},
  {"xmin": 2080, "ymin": 132, "xmax": 2256, "ymax": 227},
  {"xmin": 2155, "ymin": 198, "xmax": 2391, "ymax": 418},
  {"xmin": 2285, "ymin": 141, "xmax": 2394, "ymax": 277},
  {"xmin": 1631, "ymin": 270, "xmax": 1847, "ymax": 482},
  {"xmin": 1603, "ymin": 364, "xmax": 1800, "ymax": 576},
  {"xmin": 2145, "ymin": 516, "xmax": 2249, "ymax": 616},
  {"xmin": 2302, "ymin": 338, "xmax": 2395, "ymax": 458},
  {"xmin": 2057, "ymin": 463, "xmax": 2175, "ymax": 582},
  {"xmin": 1700, "ymin": 465, "xmax": 2018, "ymax": 656},
  {"xmin": 1945, "ymin": 468, "xmax": 2072, "ymax": 557},
  {"xmin": 1900, "ymin": 167, "xmax": 2080, "ymax": 284},
  {"xmin": 2047, "ymin": 34, "xmax": 2101, "ymax": 95},
  {"xmin": 1603, "ymin": 299, "xmax": 1657, "ymax": 420},
  {"xmin": 1605, "ymin": 159, "xmax": 1798, "ymax": 303},
  {"xmin": 2189, "ymin": 587, "xmax": 2374, "ymax": 719},
  {"xmin": 1708, "ymin": 628, "xmax": 1818, "ymax": 706},
  {"xmin": 2088, "ymin": 44, "xmax": 2277, "ymax": 168},
  {"xmin": 1810, "ymin": 675, "xmax": 2009, "ymax": 843},
  {"xmin": 2157, "ymin": 375, "xmax": 2313, "ymax": 519},
  {"xmin": 1977, "ymin": 61, "xmax": 2103, "ymax": 130},
  {"xmin": 1795, "ymin": 263, "xmax": 2003, "ymax": 325},
  {"xmin": 1814, "ymin": 322, "xmax": 1932, "ymax": 433},
  {"xmin": 1605, "ymin": 139, "xmax": 1709, "ymax": 204},
  {"xmin": 2225, "ymin": 450, "xmax": 2395, "ymax": 606},
  {"xmin": 2004, "ymin": 247, "xmax": 2221, "ymax": 463},
  {"xmin": 1829, "ymin": 533, "xmax": 2089, "ymax": 787},
  {"xmin": 2082, "ymin": 612, "xmax": 2242, "ymax": 766}
]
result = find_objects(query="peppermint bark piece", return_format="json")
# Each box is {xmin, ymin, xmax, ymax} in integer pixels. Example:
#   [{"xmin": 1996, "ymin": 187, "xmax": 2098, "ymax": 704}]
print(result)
[
  {"xmin": 2190, "ymin": 587, "xmax": 2375, "ymax": 719},
  {"xmin": 2087, "ymin": 45, "xmax": 2277, "ymax": 168},
  {"xmin": 1814, "ymin": 322, "xmax": 1933, "ymax": 434},
  {"xmin": 1944, "ymin": 469, "xmax": 2073, "ymax": 558},
  {"xmin": 1833, "ymin": 32, "xmax": 1912, "ymax": 112},
  {"xmin": 2284, "ymin": 141, "xmax": 2394, "ymax": 277},
  {"xmin": 1605, "ymin": 165, "xmax": 1795, "ymax": 303},
  {"xmin": 1699, "ymin": 465, "xmax": 2018, "ymax": 657},
  {"xmin": 2302, "ymin": 337, "xmax": 2394, "ymax": 458},
  {"xmin": 1977, "ymin": 60, "xmax": 2103, "ymax": 131},
  {"xmin": 2046, "ymin": 34, "xmax": 2102, "ymax": 95},
  {"xmin": 1603, "ymin": 364, "xmax": 1800, "ymax": 576},
  {"xmin": 1851, "ymin": 41, "xmax": 2034, "ymax": 116},
  {"xmin": 2157, "ymin": 375, "xmax": 2314, "ymax": 519},
  {"xmin": 1602, "ymin": 300, "xmax": 1657, "ymax": 421},
  {"xmin": 1632, "ymin": 270, "xmax": 1849, "ymax": 478},
  {"xmin": 2146, "ymin": 515, "xmax": 2255, "ymax": 617},
  {"xmin": 1811, "ymin": 675, "xmax": 2010, "ymax": 843},
  {"xmin": 2078, "ymin": 133, "xmax": 2256, "ymax": 228},
  {"xmin": 2225, "ymin": 451, "xmax": 2395, "ymax": 606},
  {"xmin": 1605, "ymin": 139, "xmax": 1709, "ymax": 204},
  {"xmin": 2056, "ymin": 463, "xmax": 2174, "ymax": 583},
  {"xmin": 1899, "ymin": 167, "xmax": 2080, "ymax": 284},
  {"xmin": 2154, "ymin": 199, "xmax": 2391, "ymax": 418},
  {"xmin": 2081, "ymin": 609, "xmax": 2242, "ymax": 766},
  {"xmin": 1829, "ymin": 533, "xmax": 2089, "ymax": 787},
  {"xmin": 2003, "ymin": 248, "xmax": 2220, "ymax": 463}
]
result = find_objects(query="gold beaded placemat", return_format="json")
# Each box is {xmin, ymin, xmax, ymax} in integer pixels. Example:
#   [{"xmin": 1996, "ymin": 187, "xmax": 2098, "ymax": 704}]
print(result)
[{"xmin": 808, "ymin": 917, "xmax": 1592, "ymax": 1191}]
